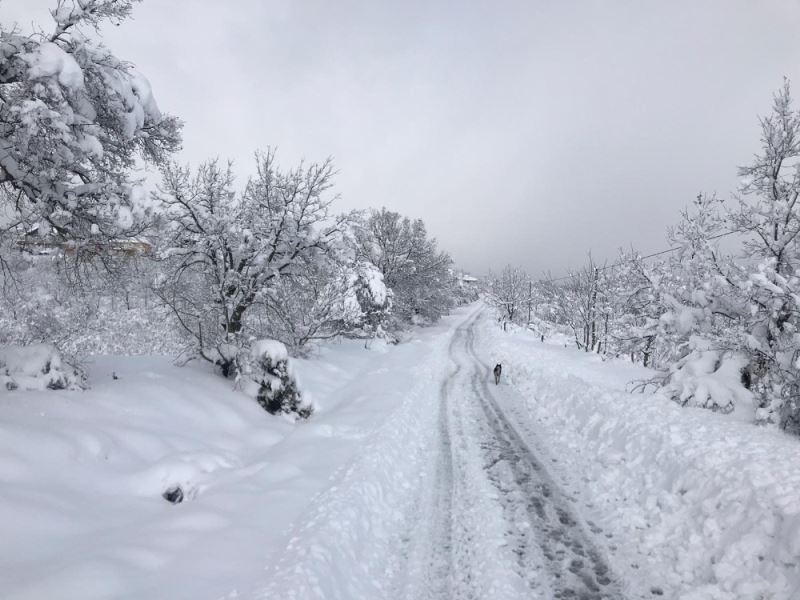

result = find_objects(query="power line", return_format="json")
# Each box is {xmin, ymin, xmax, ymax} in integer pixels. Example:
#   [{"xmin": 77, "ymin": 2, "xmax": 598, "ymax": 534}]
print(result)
[{"xmin": 542, "ymin": 230, "xmax": 737, "ymax": 283}]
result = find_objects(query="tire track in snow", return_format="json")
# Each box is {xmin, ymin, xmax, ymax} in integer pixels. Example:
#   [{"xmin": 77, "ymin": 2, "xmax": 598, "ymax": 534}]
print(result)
[
  {"xmin": 464, "ymin": 313, "xmax": 627, "ymax": 600},
  {"xmin": 394, "ymin": 314, "xmax": 527, "ymax": 600},
  {"xmin": 392, "ymin": 325, "xmax": 462, "ymax": 599}
]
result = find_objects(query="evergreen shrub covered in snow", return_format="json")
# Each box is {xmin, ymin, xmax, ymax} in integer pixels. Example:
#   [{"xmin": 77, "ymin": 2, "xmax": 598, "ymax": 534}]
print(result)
[
  {"xmin": 661, "ymin": 339, "xmax": 752, "ymax": 413},
  {"xmin": 249, "ymin": 340, "xmax": 312, "ymax": 419},
  {"xmin": 0, "ymin": 344, "xmax": 84, "ymax": 391}
]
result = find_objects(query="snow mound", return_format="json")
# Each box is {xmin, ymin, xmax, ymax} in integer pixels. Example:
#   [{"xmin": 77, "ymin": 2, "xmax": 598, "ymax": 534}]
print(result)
[
  {"xmin": 0, "ymin": 344, "xmax": 83, "ymax": 391},
  {"xmin": 250, "ymin": 339, "xmax": 289, "ymax": 363},
  {"xmin": 664, "ymin": 342, "xmax": 753, "ymax": 415}
]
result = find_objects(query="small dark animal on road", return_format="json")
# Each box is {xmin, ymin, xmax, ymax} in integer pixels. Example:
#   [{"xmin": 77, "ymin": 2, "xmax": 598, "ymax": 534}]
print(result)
[{"xmin": 493, "ymin": 363, "xmax": 502, "ymax": 385}]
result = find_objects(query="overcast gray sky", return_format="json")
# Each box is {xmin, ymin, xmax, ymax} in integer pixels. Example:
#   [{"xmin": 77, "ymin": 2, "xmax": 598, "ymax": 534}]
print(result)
[{"xmin": 4, "ymin": 0, "xmax": 800, "ymax": 276}]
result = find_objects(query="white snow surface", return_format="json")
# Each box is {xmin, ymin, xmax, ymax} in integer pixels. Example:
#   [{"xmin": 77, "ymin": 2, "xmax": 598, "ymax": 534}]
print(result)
[
  {"xmin": 483, "ymin": 314, "xmax": 800, "ymax": 600},
  {"xmin": 250, "ymin": 339, "xmax": 289, "ymax": 363},
  {"xmin": 0, "ymin": 343, "xmax": 81, "ymax": 391},
  {"xmin": 23, "ymin": 41, "xmax": 85, "ymax": 89},
  {"xmin": 3, "ymin": 304, "xmax": 800, "ymax": 599},
  {"xmin": 0, "ymin": 313, "xmax": 456, "ymax": 600}
]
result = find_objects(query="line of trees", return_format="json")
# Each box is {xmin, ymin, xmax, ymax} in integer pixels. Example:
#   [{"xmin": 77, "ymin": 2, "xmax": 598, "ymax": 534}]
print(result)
[
  {"xmin": 489, "ymin": 81, "xmax": 800, "ymax": 436},
  {"xmin": 0, "ymin": 1, "xmax": 476, "ymax": 417}
]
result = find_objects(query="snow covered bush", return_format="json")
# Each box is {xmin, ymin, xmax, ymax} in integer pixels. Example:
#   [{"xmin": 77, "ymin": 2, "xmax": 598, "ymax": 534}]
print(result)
[
  {"xmin": 333, "ymin": 260, "xmax": 393, "ymax": 340},
  {"xmin": 0, "ymin": 233, "xmax": 183, "ymax": 359},
  {"xmin": 248, "ymin": 340, "xmax": 312, "ymax": 419},
  {"xmin": 661, "ymin": 339, "xmax": 753, "ymax": 413},
  {"xmin": 0, "ymin": 344, "xmax": 84, "ymax": 391}
]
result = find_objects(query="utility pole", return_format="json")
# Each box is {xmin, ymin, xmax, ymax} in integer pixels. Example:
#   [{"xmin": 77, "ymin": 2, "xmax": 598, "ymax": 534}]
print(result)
[{"xmin": 527, "ymin": 280, "xmax": 533, "ymax": 325}]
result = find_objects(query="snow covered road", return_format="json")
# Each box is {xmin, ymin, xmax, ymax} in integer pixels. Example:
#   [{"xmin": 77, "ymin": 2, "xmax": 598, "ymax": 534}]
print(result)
[
  {"xmin": 256, "ymin": 305, "xmax": 800, "ymax": 599},
  {"xmin": 257, "ymin": 307, "xmax": 635, "ymax": 599},
  {"xmin": 393, "ymin": 310, "xmax": 626, "ymax": 600}
]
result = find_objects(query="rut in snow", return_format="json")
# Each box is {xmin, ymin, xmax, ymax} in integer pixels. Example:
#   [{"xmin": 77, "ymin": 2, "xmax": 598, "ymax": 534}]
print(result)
[
  {"xmin": 393, "ymin": 323, "xmax": 465, "ymax": 599},
  {"xmin": 465, "ymin": 316, "xmax": 625, "ymax": 599},
  {"xmin": 395, "ymin": 311, "xmax": 627, "ymax": 599}
]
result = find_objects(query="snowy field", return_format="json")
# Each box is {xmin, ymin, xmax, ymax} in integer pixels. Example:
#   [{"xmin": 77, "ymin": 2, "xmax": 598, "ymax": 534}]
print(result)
[
  {"xmin": 0, "ymin": 311, "xmax": 458, "ymax": 600},
  {"xmin": 2, "ymin": 303, "xmax": 800, "ymax": 599}
]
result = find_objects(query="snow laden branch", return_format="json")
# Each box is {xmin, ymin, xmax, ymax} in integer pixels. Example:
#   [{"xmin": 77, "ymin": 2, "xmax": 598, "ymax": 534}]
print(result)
[{"xmin": 0, "ymin": 0, "xmax": 181, "ymax": 242}]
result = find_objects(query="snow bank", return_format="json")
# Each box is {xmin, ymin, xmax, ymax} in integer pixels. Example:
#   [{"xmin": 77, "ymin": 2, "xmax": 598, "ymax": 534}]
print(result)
[
  {"xmin": 480, "ymin": 313, "xmax": 800, "ymax": 599},
  {"xmin": 253, "ymin": 351, "xmax": 444, "ymax": 599},
  {"xmin": 663, "ymin": 343, "xmax": 754, "ymax": 415}
]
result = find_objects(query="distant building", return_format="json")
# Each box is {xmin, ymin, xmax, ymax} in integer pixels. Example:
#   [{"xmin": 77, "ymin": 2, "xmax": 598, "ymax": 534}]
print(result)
[
  {"xmin": 16, "ymin": 225, "xmax": 153, "ymax": 257},
  {"xmin": 458, "ymin": 272, "xmax": 479, "ymax": 286}
]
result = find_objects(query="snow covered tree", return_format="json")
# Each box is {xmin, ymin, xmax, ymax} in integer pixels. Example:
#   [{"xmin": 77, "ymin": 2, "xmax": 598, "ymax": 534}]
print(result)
[
  {"xmin": 260, "ymin": 257, "xmax": 390, "ymax": 353},
  {"xmin": 0, "ymin": 0, "xmax": 181, "ymax": 243},
  {"xmin": 486, "ymin": 265, "xmax": 529, "ymax": 325},
  {"xmin": 729, "ymin": 81, "xmax": 800, "ymax": 431},
  {"xmin": 353, "ymin": 208, "xmax": 453, "ymax": 325},
  {"xmin": 154, "ymin": 151, "xmax": 347, "ymax": 377},
  {"xmin": 332, "ymin": 259, "xmax": 392, "ymax": 340},
  {"xmin": 654, "ymin": 194, "xmax": 750, "ymax": 412},
  {"xmin": 608, "ymin": 250, "xmax": 664, "ymax": 367},
  {"xmin": 543, "ymin": 256, "xmax": 611, "ymax": 352}
]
